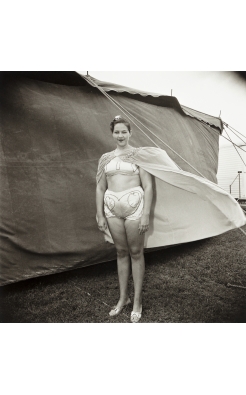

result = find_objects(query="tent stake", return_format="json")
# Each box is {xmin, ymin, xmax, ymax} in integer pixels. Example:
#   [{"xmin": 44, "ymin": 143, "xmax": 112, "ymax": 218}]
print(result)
[{"xmin": 227, "ymin": 283, "xmax": 246, "ymax": 290}]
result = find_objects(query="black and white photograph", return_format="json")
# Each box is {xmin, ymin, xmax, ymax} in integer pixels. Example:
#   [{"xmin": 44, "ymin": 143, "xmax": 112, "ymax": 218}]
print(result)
[
  {"xmin": 1, "ymin": 2, "xmax": 245, "ymax": 394},
  {"xmin": 1, "ymin": 70, "xmax": 245, "ymax": 324}
]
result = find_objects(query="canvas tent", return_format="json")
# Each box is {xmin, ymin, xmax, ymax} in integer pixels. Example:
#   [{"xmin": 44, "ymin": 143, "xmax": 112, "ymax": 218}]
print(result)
[{"xmin": 0, "ymin": 71, "xmax": 244, "ymax": 286}]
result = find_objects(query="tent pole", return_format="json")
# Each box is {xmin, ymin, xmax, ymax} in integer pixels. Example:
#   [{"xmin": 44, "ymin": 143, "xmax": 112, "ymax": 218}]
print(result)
[{"xmin": 238, "ymin": 171, "xmax": 242, "ymax": 199}]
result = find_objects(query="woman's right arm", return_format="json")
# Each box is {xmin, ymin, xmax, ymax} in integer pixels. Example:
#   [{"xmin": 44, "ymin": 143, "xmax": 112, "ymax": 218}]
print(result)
[{"xmin": 96, "ymin": 171, "xmax": 108, "ymax": 231}]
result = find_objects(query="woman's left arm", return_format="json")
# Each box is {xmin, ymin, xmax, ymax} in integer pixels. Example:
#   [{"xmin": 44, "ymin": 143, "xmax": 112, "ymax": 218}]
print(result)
[{"xmin": 139, "ymin": 168, "xmax": 153, "ymax": 235}]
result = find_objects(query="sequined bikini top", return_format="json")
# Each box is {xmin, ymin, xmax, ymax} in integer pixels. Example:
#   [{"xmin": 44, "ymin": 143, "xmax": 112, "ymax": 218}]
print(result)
[{"xmin": 104, "ymin": 156, "xmax": 140, "ymax": 177}]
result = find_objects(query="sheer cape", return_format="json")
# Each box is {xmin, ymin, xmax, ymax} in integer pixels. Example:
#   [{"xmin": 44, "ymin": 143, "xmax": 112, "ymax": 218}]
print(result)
[{"xmin": 97, "ymin": 147, "xmax": 246, "ymax": 248}]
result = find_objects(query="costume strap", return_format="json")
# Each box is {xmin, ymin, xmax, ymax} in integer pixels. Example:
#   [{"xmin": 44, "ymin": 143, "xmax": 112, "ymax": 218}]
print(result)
[
  {"xmin": 96, "ymin": 151, "xmax": 115, "ymax": 183},
  {"xmin": 96, "ymin": 147, "xmax": 142, "ymax": 183}
]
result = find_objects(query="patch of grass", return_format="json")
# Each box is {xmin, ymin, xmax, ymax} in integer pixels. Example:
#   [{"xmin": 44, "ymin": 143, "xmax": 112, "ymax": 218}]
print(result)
[{"xmin": 0, "ymin": 225, "xmax": 246, "ymax": 323}]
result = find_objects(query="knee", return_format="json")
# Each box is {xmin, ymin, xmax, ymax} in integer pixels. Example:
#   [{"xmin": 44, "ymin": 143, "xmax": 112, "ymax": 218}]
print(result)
[
  {"xmin": 130, "ymin": 248, "xmax": 143, "ymax": 261},
  {"xmin": 116, "ymin": 248, "xmax": 129, "ymax": 259}
]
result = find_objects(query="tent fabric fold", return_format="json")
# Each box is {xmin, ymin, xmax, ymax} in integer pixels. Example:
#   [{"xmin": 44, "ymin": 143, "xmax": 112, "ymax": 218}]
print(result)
[
  {"xmin": 81, "ymin": 75, "xmax": 223, "ymax": 130},
  {"xmin": 0, "ymin": 71, "xmax": 243, "ymax": 286}
]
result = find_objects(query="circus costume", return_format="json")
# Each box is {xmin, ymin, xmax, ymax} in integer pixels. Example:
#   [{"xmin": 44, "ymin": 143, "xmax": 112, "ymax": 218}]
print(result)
[
  {"xmin": 103, "ymin": 153, "xmax": 144, "ymax": 220},
  {"xmin": 104, "ymin": 186, "xmax": 144, "ymax": 220},
  {"xmin": 97, "ymin": 147, "xmax": 246, "ymax": 248}
]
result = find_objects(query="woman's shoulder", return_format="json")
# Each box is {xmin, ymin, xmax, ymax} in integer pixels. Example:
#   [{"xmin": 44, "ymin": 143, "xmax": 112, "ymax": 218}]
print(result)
[{"xmin": 98, "ymin": 150, "xmax": 115, "ymax": 164}]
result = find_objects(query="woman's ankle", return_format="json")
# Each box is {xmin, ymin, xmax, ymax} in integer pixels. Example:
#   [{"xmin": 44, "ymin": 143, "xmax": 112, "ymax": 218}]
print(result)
[{"xmin": 119, "ymin": 295, "xmax": 130, "ymax": 304}]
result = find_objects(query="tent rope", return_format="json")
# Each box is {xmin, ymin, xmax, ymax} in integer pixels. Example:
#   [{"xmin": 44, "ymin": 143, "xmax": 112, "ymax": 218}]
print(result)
[
  {"xmin": 225, "ymin": 124, "xmax": 246, "ymax": 146},
  {"xmin": 223, "ymin": 122, "xmax": 246, "ymax": 141},
  {"xmin": 239, "ymin": 227, "xmax": 246, "ymax": 236},
  {"xmin": 84, "ymin": 75, "xmax": 246, "ymax": 239},
  {"xmin": 224, "ymin": 129, "xmax": 246, "ymax": 167},
  {"xmin": 183, "ymin": 108, "xmax": 246, "ymax": 154},
  {"xmin": 104, "ymin": 94, "xmax": 214, "ymax": 178},
  {"xmin": 70, "ymin": 281, "xmax": 129, "ymax": 320},
  {"xmin": 222, "ymin": 123, "xmax": 246, "ymax": 151},
  {"xmin": 222, "ymin": 128, "xmax": 246, "ymax": 239},
  {"xmin": 220, "ymin": 135, "xmax": 246, "ymax": 153},
  {"xmin": 84, "ymin": 75, "xmax": 211, "ymax": 179},
  {"xmin": 83, "ymin": 76, "xmax": 160, "ymax": 148}
]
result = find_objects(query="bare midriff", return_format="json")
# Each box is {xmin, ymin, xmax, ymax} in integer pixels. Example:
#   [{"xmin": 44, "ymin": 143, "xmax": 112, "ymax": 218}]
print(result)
[{"xmin": 107, "ymin": 174, "xmax": 141, "ymax": 192}]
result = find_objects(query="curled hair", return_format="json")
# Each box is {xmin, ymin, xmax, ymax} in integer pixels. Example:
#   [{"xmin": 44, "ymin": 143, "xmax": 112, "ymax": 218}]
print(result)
[{"xmin": 110, "ymin": 115, "xmax": 131, "ymax": 133}]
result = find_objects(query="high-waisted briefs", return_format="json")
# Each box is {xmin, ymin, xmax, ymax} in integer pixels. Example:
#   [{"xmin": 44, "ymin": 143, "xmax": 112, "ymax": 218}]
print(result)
[{"xmin": 104, "ymin": 186, "xmax": 144, "ymax": 221}]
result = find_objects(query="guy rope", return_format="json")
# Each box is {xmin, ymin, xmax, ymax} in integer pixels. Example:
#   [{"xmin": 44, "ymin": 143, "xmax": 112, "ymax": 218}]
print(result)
[{"xmin": 83, "ymin": 74, "xmax": 246, "ymax": 239}]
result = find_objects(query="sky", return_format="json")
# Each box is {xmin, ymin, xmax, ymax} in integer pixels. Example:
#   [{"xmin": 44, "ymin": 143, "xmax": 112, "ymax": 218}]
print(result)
[{"xmin": 79, "ymin": 71, "xmax": 246, "ymax": 149}]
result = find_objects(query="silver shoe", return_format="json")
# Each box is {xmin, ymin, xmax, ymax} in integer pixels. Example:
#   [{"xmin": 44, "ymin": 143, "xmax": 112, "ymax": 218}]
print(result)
[
  {"xmin": 109, "ymin": 298, "xmax": 131, "ymax": 317},
  {"xmin": 130, "ymin": 305, "xmax": 142, "ymax": 323}
]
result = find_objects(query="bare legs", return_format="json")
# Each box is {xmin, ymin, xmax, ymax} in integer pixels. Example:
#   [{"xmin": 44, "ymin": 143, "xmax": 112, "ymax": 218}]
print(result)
[
  {"xmin": 125, "ymin": 219, "xmax": 145, "ymax": 312},
  {"xmin": 107, "ymin": 217, "xmax": 130, "ymax": 309},
  {"xmin": 107, "ymin": 217, "xmax": 145, "ymax": 313}
]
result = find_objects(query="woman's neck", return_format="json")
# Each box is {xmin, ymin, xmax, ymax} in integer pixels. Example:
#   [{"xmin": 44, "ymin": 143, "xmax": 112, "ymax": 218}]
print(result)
[{"xmin": 115, "ymin": 145, "xmax": 132, "ymax": 154}]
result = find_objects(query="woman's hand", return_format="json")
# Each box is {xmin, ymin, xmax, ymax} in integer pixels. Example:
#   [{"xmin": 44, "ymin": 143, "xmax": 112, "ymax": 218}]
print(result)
[
  {"xmin": 138, "ymin": 214, "xmax": 150, "ymax": 235},
  {"xmin": 97, "ymin": 216, "xmax": 108, "ymax": 232},
  {"xmin": 139, "ymin": 168, "xmax": 153, "ymax": 235}
]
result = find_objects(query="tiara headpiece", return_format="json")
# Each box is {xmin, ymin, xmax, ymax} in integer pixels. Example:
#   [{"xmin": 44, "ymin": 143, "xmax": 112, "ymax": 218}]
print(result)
[{"xmin": 114, "ymin": 115, "xmax": 122, "ymax": 121}]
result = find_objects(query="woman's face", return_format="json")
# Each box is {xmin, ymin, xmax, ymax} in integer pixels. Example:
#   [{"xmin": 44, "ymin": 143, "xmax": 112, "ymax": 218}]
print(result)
[{"xmin": 112, "ymin": 123, "xmax": 132, "ymax": 148}]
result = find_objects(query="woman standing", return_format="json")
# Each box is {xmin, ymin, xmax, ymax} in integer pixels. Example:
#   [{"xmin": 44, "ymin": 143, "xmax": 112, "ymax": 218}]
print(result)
[{"xmin": 96, "ymin": 115, "xmax": 153, "ymax": 323}]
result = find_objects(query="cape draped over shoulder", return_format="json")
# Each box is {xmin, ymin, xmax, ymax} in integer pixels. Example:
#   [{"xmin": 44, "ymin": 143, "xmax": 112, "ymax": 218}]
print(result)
[{"xmin": 96, "ymin": 147, "xmax": 246, "ymax": 248}]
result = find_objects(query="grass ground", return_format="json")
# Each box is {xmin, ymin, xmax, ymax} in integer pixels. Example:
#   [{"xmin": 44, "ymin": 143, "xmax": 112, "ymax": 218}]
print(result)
[{"xmin": 1, "ymin": 225, "xmax": 246, "ymax": 323}]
